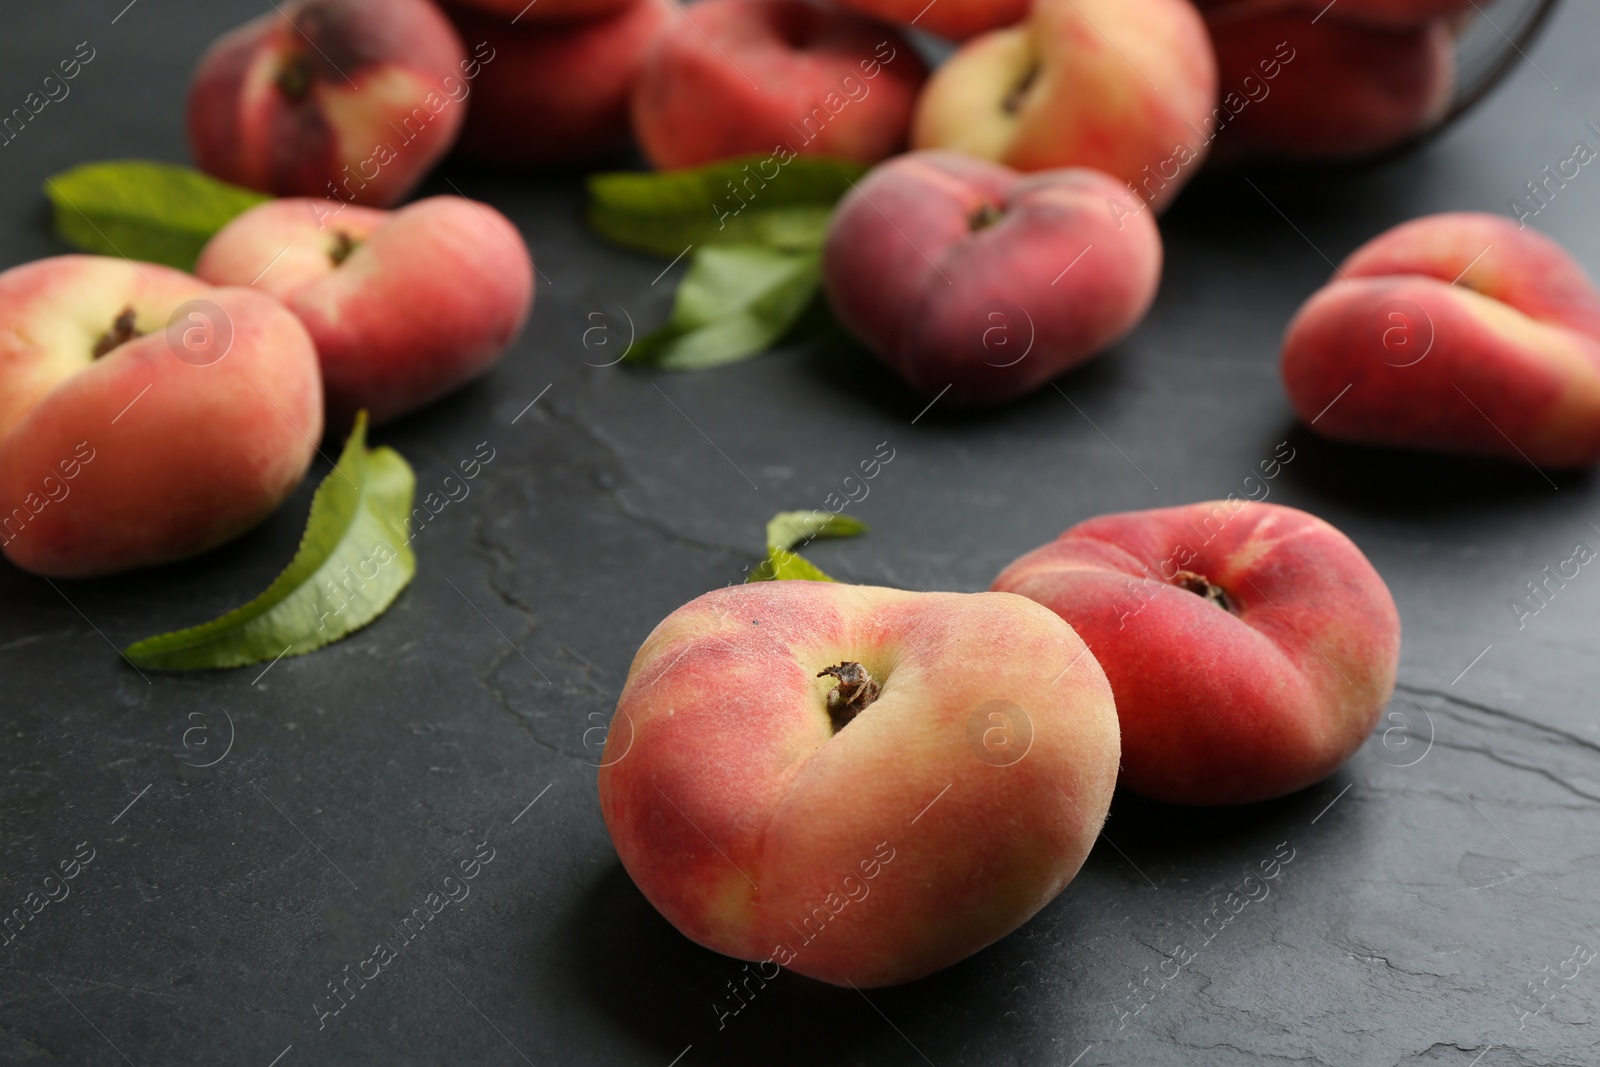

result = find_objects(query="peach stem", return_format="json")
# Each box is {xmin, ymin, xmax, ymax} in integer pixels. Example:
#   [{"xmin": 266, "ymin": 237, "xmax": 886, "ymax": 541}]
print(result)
[
  {"xmin": 92, "ymin": 306, "xmax": 141, "ymax": 358},
  {"xmin": 817, "ymin": 661, "xmax": 881, "ymax": 731},
  {"xmin": 329, "ymin": 231, "xmax": 358, "ymax": 266},
  {"xmin": 1173, "ymin": 569, "xmax": 1235, "ymax": 613}
]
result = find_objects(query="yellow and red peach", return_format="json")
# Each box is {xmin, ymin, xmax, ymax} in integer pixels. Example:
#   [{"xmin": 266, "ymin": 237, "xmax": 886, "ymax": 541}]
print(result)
[
  {"xmin": 631, "ymin": 0, "xmax": 927, "ymax": 170},
  {"xmin": 994, "ymin": 501, "xmax": 1400, "ymax": 806},
  {"xmin": 0, "ymin": 256, "xmax": 322, "ymax": 578},
  {"xmin": 188, "ymin": 0, "xmax": 469, "ymax": 206},
  {"xmin": 1204, "ymin": 8, "xmax": 1455, "ymax": 161},
  {"xmin": 1281, "ymin": 213, "xmax": 1600, "ymax": 467},
  {"xmin": 822, "ymin": 151, "xmax": 1163, "ymax": 405},
  {"xmin": 597, "ymin": 581, "xmax": 1120, "ymax": 988},
  {"xmin": 196, "ymin": 196, "xmax": 535, "ymax": 429},
  {"xmin": 911, "ymin": 0, "xmax": 1218, "ymax": 211},
  {"xmin": 445, "ymin": 0, "xmax": 670, "ymax": 167},
  {"xmin": 828, "ymin": 0, "xmax": 1031, "ymax": 41}
]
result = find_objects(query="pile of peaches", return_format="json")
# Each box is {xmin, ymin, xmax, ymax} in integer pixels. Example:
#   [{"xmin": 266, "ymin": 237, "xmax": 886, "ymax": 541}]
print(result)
[
  {"xmin": 600, "ymin": 501, "xmax": 1403, "ymax": 987},
  {"xmin": 2, "ymin": 0, "xmax": 542, "ymax": 577},
  {"xmin": 0, "ymin": 192, "xmax": 532, "ymax": 576},
  {"xmin": 3, "ymin": 0, "xmax": 1593, "ymax": 994}
]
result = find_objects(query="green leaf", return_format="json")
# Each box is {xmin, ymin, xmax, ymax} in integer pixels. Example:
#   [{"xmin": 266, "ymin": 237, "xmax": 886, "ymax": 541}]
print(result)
[
  {"xmin": 587, "ymin": 155, "xmax": 867, "ymax": 258},
  {"xmin": 766, "ymin": 510, "xmax": 869, "ymax": 553},
  {"xmin": 627, "ymin": 245, "xmax": 821, "ymax": 371},
  {"xmin": 589, "ymin": 156, "xmax": 862, "ymax": 373},
  {"xmin": 45, "ymin": 160, "xmax": 271, "ymax": 270},
  {"xmin": 749, "ymin": 547, "xmax": 839, "ymax": 583},
  {"xmin": 746, "ymin": 510, "xmax": 868, "ymax": 584},
  {"xmin": 124, "ymin": 413, "xmax": 416, "ymax": 671}
]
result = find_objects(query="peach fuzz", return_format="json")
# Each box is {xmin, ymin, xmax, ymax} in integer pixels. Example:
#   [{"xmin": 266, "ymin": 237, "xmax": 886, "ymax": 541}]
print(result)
[
  {"xmin": 827, "ymin": 0, "xmax": 1032, "ymax": 41},
  {"xmin": 196, "ymin": 196, "xmax": 534, "ymax": 428},
  {"xmin": 994, "ymin": 501, "xmax": 1400, "ymax": 806},
  {"xmin": 445, "ymin": 0, "xmax": 671, "ymax": 167},
  {"xmin": 1204, "ymin": 8, "xmax": 1454, "ymax": 161},
  {"xmin": 188, "ymin": 0, "xmax": 468, "ymax": 206},
  {"xmin": 597, "ymin": 581, "xmax": 1120, "ymax": 988},
  {"xmin": 822, "ymin": 152, "xmax": 1163, "ymax": 406},
  {"xmin": 630, "ymin": 0, "xmax": 928, "ymax": 170},
  {"xmin": 1281, "ymin": 213, "xmax": 1600, "ymax": 467},
  {"xmin": 0, "ymin": 256, "xmax": 322, "ymax": 578},
  {"xmin": 911, "ymin": 0, "xmax": 1218, "ymax": 212}
]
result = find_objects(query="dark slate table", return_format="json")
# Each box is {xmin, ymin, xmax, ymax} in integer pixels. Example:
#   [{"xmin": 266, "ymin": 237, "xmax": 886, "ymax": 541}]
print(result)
[{"xmin": 3, "ymin": 2, "xmax": 1598, "ymax": 1064}]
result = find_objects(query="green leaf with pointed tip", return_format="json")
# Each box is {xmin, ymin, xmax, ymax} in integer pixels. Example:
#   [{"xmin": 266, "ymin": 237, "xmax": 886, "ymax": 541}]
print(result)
[
  {"xmin": 587, "ymin": 155, "xmax": 867, "ymax": 259},
  {"xmin": 44, "ymin": 160, "xmax": 271, "ymax": 270},
  {"xmin": 765, "ymin": 510, "xmax": 869, "ymax": 553},
  {"xmin": 626, "ymin": 245, "xmax": 821, "ymax": 371},
  {"xmin": 749, "ymin": 547, "xmax": 838, "ymax": 583},
  {"xmin": 123, "ymin": 412, "xmax": 416, "ymax": 670},
  {"xmin": 746, "ymin": 510, "xmax": 868, "ymax": 583}
]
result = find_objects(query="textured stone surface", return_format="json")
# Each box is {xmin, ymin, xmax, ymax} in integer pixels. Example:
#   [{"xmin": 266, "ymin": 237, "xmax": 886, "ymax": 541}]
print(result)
[{"xmin": 1, "ymin": 2, "xmax": 1598, "ymax": 1064}]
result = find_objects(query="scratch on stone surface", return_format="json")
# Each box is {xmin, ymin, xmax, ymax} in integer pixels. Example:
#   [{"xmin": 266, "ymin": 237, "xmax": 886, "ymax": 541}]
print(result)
[
  {"xmin": 1161, "ymin": 1037, "xmax": 1331, "ymax": 1065},
  {"xmin": 526, "ymin": 396, "xmax": 754, "ymax": 561},
  {"xmin": 1332, "ymin": 942, "xmax": 1453, "ymax": 980},
  {"xmin": 8, "ymin": 973, "xmax": 303, "ymax": 1027},
  {"xmin": 607, "ymin": 495, "xmax": 750, "ymax": 561},
  {"xmin": 0, "ymin": 1017, "xmax": 55, "ymax": 1057},
  {"xmin": 1467, "ymin": 868, "xmax": 1527, "ymax": 892},
  {"xmin": 467, "ymin": 515, "xmax": 540, "ymax": 623},
  {"xmin": 461, "ymin": 388, "xmax": 744, "ymax": 579},
  {"xmin": 453, "ymin": 522, "xmax": 614, "ymax": 765},
  {"xmin": 0, "ymin": 629, "xmax": 74, "ymax": 654},
  {"xmin": 1396, "ymin": 683, "xmax": 1600, "ymax": 757},
  {"xmin": 1426, "ymin": 738, "xmax": 1600, "ymax": 804},
  {"xmin": 466, "ymin": 485, "xmax": 742, "ymax": 623},
  {"xmin": 0, "ymin": 966, "xmax": 187, "ymax": 1005},
  {"xmin": 467, "ymin": 511, "xmax": 518, "ymax": 571},
  {"xmin": 474, "ymin": 636, "xmax": 589, "ymax": 768},
  {"xmin": 1412, "ymin": 1041, "xmax": 1495, "ymax": 1063},
  {"xmin": 535, "ymin": 390, "xmax": 632, "ymax": 469},
  {"xmin": 555, "ymin": 645, "xmax": 615, "ymax": 701}
]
